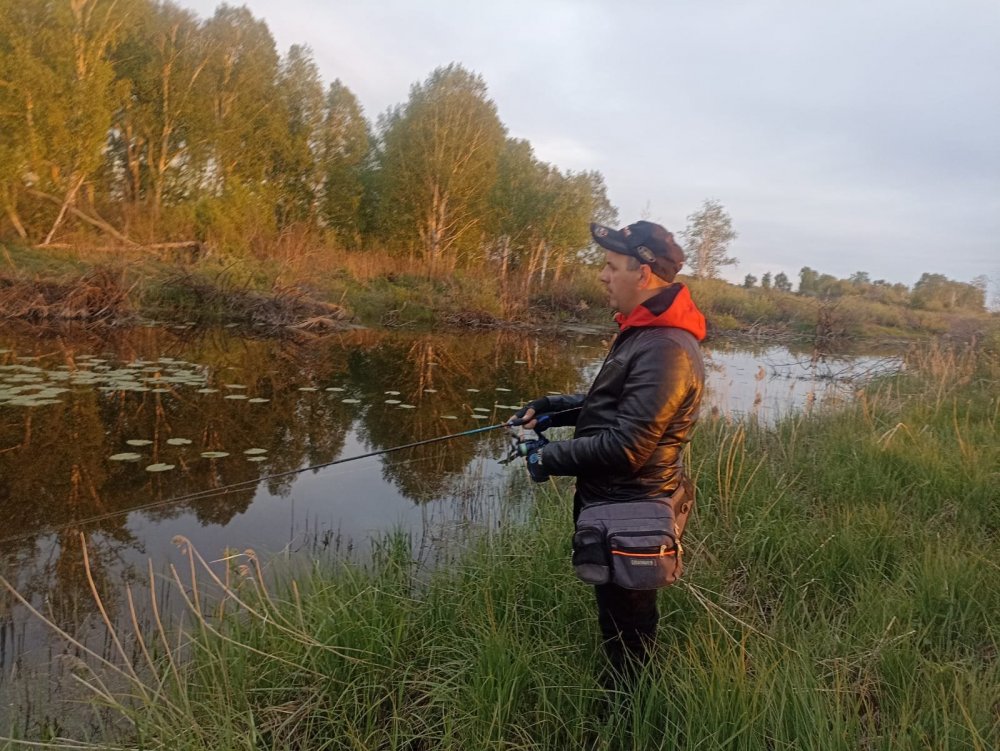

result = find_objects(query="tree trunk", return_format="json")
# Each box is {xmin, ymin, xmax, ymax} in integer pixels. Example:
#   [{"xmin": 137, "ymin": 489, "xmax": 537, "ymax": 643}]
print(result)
[
  {"xmin": 124, "ymin": 121, "xmax": 143, "ymax": 203},
  {"xmin": 524, "ymin": 239, "xmax": 545, "ymax": 295},
  {"xmin": 30, "ymin": 188, "xmax": 135, "ymax": 245},
  {"xmin": 3, "ymin": 199, "xmax": 28, "ymax": 240},
  {"xmin": 42, "ymin": 174, "xmax": 86, "ymax": 245},
  {"xmin": 539, "ymin": 244, "xmax": 551, "ymax": 285}
]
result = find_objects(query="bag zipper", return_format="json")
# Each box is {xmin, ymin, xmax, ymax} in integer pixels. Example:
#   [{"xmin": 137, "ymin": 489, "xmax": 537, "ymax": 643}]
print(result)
[
  {"xmin": 611, "ymin": 546, "xmax": 677, "ymax": 558},
  {"xmin": 609, "ymin": 531, "xmax": 676, "ymax": 558}
]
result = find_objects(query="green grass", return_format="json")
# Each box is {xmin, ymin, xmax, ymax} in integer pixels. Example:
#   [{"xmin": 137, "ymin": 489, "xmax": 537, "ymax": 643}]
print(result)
[
  {"xmin": 3, "ymin": 343, "xmax": 997, "ymax": 749},
  {"xmin": 6, "ymin": 241, "xmax": 994, "ymax": 338},
  {"xmin": 685, "ymin": 276, "xmax": 995, "ymax": 342}
]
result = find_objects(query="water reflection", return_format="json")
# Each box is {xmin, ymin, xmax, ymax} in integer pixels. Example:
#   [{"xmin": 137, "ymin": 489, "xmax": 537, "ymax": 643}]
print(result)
[
  {"xmin": 0, "ymin": 322, "xmax": 900, "ymax": 726},
  {"xmin": 702, "ymin": 341, "xmax": 901, "ymax": 422}
]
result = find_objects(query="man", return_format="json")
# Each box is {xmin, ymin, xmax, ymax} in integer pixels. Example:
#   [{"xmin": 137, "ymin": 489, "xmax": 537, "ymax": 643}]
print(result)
[{"xmin": 511, "ymin": 219, "xmax": 706, "ymax": 687}]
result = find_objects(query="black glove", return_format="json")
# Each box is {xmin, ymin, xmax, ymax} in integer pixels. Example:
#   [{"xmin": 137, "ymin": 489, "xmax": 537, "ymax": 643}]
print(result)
[
  {"xmin": 509, "ymin": 397, "xmax": 553, "ymax": 432},
  {"xmin": 517, "ymin": 438, "xmax": 549, "ymax": 483}
]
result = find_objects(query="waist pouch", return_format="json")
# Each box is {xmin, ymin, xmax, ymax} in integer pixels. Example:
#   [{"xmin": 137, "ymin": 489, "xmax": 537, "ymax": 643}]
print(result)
[{"xmin": 572, "ymin": 495, "xmax": 683, "ymax": 590}]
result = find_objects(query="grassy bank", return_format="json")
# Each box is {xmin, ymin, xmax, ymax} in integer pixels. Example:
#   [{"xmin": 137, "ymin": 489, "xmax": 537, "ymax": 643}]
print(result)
[
  {"xmin": 2, "ymin": 243, "xmax": 995, "ymax": 341},
  {"xmin": 3, "ymin": 343, "xmax": 997, "ymax": 749},
  {"xmin": 0, "ymin": 243, "xmax": 608, "ymax": 332}
]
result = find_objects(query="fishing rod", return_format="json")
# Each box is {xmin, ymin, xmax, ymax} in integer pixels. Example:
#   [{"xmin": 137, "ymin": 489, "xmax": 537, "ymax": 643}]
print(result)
[{"xmin": 0, "ymin": 409, "xmax": 572, "ymax": 548}]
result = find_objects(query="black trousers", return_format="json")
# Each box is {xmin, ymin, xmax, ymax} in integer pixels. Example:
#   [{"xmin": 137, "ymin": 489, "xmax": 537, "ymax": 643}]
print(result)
[{"xmin": 594, "ymin": 582, "xmax": 658, "ymax": 681}]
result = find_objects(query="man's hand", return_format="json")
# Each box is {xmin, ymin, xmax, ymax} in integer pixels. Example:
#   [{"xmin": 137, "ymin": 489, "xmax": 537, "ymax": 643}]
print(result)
[
  {"xmin": 508, "ymin": 398, "xmax": 552, "ymax": 432},
  {"xmin": 515, "ymin": 438, "xmax": 549, "ymax": 482}
]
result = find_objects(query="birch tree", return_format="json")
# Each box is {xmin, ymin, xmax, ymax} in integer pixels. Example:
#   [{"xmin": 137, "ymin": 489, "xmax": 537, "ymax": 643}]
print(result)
[
  {"xmin": 488, "ymin": 138, "xmax": 547, "ymax": 283},
  {"xmin": 110, "ymin": 0, "xmax": 213, "ymax": 221},
  {"xmin": 0, "ymin": 0, "xmax": 131, "ymax": 244},
  {"xmin": 272, "ymin": 44, "xmax": 325, "ymax": 227},
  {"xmin": 377, "ymin": 64, "xmax": 505, "ymax": 270},
  {"xmin": 201, "ymin": 5, "xmax": 280, "ymax": 190},
  {"xmin": 681, "ymin": 198, "xmax": 738, "ymax": 279},
  {"xmin": 318, "ymin": 79, "xmax": 370, "ymax": 245}
]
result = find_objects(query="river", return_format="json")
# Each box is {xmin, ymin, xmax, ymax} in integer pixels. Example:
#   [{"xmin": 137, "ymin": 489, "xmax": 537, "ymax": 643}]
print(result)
[{"xmin": 0, "ymin": 322, "xmax": 899, "ymax": 729}]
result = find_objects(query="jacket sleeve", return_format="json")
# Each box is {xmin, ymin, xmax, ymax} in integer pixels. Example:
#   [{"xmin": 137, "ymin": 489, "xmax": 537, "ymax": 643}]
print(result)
[
  {"xmin": 541, "ymin": 393, "xmax": 585, "ymax": 427},
  {"xmin": 542, "ymin": 341, "xmax": 694, "ymax": 475}
]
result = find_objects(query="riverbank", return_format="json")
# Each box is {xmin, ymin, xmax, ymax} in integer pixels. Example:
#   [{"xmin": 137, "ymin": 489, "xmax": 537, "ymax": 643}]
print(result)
[
  {"xmin": 2, "ymin": 243, "xmax": 995, "ymax": 343},
  {"xmin": 4, "ymin": 341, "xmax": 996, "ymax": 749}
]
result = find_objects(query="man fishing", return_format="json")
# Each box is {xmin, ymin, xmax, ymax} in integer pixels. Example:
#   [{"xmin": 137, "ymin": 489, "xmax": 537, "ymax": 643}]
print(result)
[{"xmin": 510, "ymin": 219, "xmax": 706, "ymax": 689}]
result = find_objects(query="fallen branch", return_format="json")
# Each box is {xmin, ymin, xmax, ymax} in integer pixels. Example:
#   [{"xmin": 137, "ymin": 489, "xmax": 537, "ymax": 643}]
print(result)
[{"xmin": 28, "ymin": 188, "xmax": 137, "ymax": 246}]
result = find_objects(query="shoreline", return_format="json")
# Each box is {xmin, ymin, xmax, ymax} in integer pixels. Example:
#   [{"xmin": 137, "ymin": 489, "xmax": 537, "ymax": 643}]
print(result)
[{"xmin": 2, "ymin": 244, "xmax": 996, "ymax": 346}]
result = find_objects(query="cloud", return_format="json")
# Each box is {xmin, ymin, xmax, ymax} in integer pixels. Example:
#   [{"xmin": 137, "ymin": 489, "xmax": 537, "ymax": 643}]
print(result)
[{"xmin": 177, "ymin": 0, "xmax": 1000, "ymax": 286}]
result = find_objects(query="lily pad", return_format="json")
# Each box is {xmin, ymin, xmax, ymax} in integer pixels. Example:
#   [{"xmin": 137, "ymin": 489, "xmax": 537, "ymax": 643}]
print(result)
[
  {"xmin": 325, "ymin": 387, "xmax": 345, "ymax": 392},
  {"xmin": 385, "ymin": 390, "xmax": 401, "ymax": 395},
  {"xmin": 398, "ymin": 404, "xmax": 416, "ymax": 409},
  {"xmin": 298, "ymin": 387, "xmax": 319, "ymax": 392},
  {"xmin": 495, "ymin": 387, "xmax": 511, "ymax": 392},
  {"xmin": 341, "ymin": 398, "xmax": 361, "ymax": 404},
  {"xmin": 109, "ymin": 452, "xmax": 143, "ymax": 461},
  {"xmin": 514, "ymin": 360, "xmax": 527, "ymax": 365},
  {"xmin": 385, "ymin": 399, "xmax": 401, "ymax": 404},
  {"xmin": 166, "ymin": 438, "xmax": 192, "ymax": 446},
  {"xmin": 196, "ymin": 388, "xmax": 219, "ymax": 394},
  {"xmin": 246, "ymin": 456, "xmax": 267, "ymax": 463},
  {"xmin": 224, "ymin": 394, "xmax": 249, "ymax": 400},
  {"xmin": 473, "ymin": 407, "xmax": 491, "ymax": 413},
  {"xmin": 423, "ymin": 388, "xmax": 437, "ymax": 393},
  {"xmin": 35, "ymin": 387, "xmax": 69, "ymax": 397},
  {"xmin": 201, "ymin": 451, "xmax": 230, "ymax": 459},
  {"xmin": 248, "ymin": 397, "xmax": 270, "ymax": 403},
  {"xmin": 224, "ymin": 384, "xmax": 248, "ymax": 390},
  {"xmin": 466, "ymin": 388, "xmax": 480, "ymax": 393},
  {"xmin": 126, "ymin": 439, "xmax": 153, "ymax": 446},
  {"xmin": 441, "ymin": 415, "xmax": 458, "ymax": 420},
  {"xmin": 471, "ymin": 414, "xmax": 490, "ymax": 420},
  {"xmin": 244, "ymin": 448, "xmax": 268, "ymax": 455},
  {"xmin": 145, "ymin": 463, "xmax": 175, "ymax": 472}
]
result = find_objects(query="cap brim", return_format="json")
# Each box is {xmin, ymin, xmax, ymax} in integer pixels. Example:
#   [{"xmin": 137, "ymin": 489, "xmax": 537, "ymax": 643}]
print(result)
[{"xmin": 590, "ymin": 223, "xmax": 630, "ymax": 254}]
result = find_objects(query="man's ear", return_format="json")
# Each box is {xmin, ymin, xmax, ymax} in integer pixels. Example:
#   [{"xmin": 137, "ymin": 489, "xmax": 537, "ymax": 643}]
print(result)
[{"xmin": 637, "ymin": 264, "xmax": 654, "ymax": 289}]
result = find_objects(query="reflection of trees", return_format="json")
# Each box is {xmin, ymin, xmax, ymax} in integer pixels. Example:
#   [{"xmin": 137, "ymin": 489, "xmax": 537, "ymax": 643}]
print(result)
[
  {"xmin": 350, "ymin": 331, "xmax": 588, "ymax": 502},
  {"xmin": 0, "ymin": 324, "xmax": 597, "ymax": 636},
  {"xmin": 1, "ymin": 327, "xmax": 352, "ymax": 621}
]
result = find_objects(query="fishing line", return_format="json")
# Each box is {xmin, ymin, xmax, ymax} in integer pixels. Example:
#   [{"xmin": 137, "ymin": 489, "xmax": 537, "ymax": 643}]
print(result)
[{"xmin": 0, "ymin": 408, "xmax": 575, "ymax": 548}]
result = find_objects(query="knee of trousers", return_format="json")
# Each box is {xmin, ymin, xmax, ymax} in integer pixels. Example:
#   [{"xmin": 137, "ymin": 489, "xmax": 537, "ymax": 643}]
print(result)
[{"xmin": 595, "ymin": 584, "xmax": 659, "ymax": 638}]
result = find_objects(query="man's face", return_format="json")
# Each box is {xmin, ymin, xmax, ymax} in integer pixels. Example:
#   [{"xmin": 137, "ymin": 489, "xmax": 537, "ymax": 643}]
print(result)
[{"xmin": 598, "ymin": 251, "xmax": 643, "ymax": 313}]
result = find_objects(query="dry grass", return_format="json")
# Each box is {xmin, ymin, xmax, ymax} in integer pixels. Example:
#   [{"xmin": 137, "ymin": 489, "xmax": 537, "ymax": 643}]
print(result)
[
  {"xmin": 0, "ymin": 267, "xmax": 134, "ymax": 322},
  {"xmin": 149, "ymin": 270, "xmax": 351, "ymax": 331}
]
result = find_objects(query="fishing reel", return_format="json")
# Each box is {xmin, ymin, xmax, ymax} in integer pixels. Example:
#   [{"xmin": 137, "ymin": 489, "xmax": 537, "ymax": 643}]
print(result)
[{"xmin": 499, "ymin": 414, "xmax": 551, "ymax": 465}]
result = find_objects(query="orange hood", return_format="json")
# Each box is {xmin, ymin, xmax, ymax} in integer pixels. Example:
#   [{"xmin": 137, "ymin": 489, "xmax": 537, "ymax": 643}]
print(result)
[{"xmin": 614, "ymin": 284, "xmax": 706, "ymax": 341}]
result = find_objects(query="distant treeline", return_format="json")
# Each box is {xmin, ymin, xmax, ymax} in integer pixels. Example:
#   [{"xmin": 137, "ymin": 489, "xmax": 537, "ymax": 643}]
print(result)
[
  {"xmin": 741, "ymin": 269, "xmax": 988, "ymax": 313},
  {"xmin": 0, "ymin": 0, "xmax": 616, "ymax": 286}
]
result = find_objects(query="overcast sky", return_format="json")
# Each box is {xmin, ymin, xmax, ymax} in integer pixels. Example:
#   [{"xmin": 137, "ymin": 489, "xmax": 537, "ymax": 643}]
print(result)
[{"xmin": 179, "ymin": 0, "xmax": 999, "ymax": 292}]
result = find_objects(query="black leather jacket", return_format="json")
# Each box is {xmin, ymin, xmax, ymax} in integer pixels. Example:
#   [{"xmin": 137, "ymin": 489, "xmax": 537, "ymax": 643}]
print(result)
[{"xmin": 540, "ymin": 322, "xmax": 705, "ymax": 511}]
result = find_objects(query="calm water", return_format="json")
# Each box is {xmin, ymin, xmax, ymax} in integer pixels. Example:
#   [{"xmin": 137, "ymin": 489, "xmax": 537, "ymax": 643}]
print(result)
[{"xmin": 0, "ymin": 322, "xmax": 898, "ymax": 724}]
